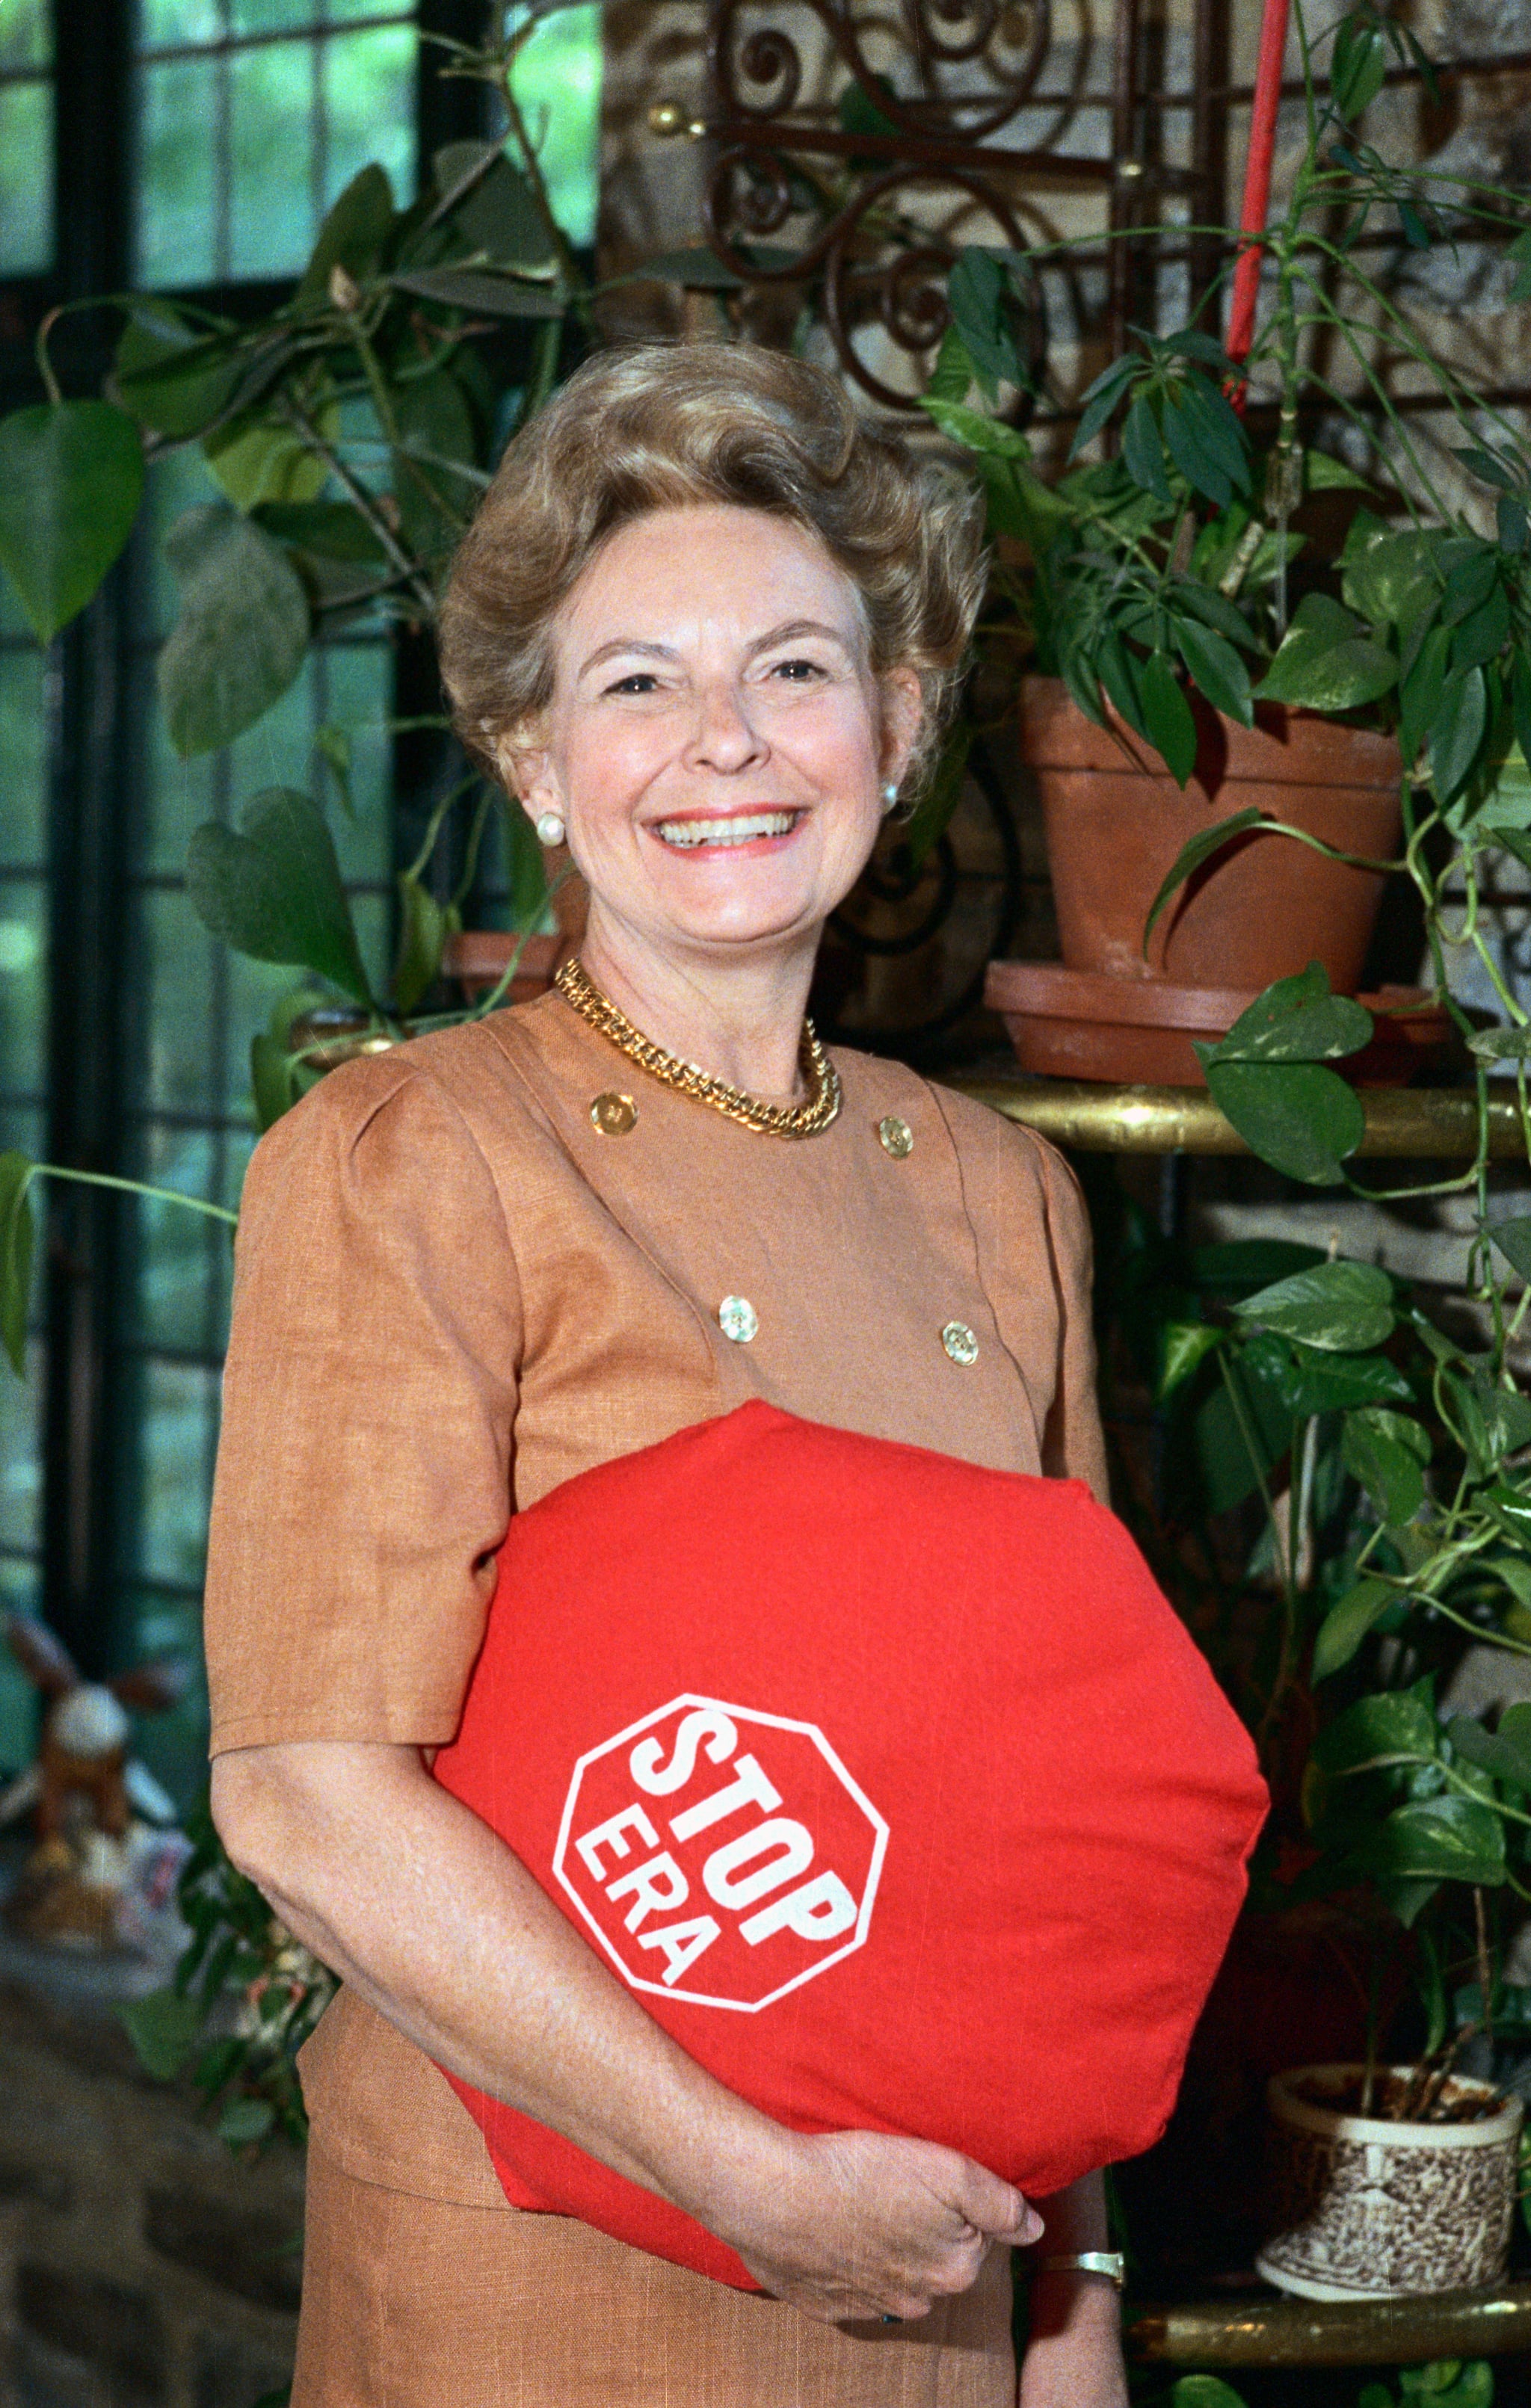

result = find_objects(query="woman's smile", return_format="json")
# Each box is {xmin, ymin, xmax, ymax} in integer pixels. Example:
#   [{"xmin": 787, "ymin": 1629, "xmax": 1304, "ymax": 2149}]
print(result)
[{"xmin": 648, "ymin": 808, "xmax": 806, "ymax": 853}]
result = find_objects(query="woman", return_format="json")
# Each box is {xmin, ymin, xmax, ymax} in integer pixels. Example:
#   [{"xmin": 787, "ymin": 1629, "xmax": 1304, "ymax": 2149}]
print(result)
[{"xmin": 206, "ymin": 343, "xmax": 1128, "ymax": 2407}]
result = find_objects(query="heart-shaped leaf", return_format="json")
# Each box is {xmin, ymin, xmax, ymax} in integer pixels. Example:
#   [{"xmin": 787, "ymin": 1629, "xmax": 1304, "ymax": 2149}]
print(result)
[
  {"xmin": 0, "ymin": 402, "xmax": 145, "ymax": 643},
  {"xmin": 1428, "ymin": 667, "xmax": 1488, "ymax": 803},
  {"xmin": 1204, "ymin": 1058, "xmax": 1365, "ymax": 1185},
  {"xmin": 1233, "ymin": 1257, "xmax": 1395, "ymax": 1350},
  {"xmin": 157, "ymin": 504, "xmax": 309, "ymax": 757},
  {"xmin": 1254, "ymin": 614, "xmax": 1399, "ymax": 711},
  {"xmin": 0, "ymin": 1150, "xmax": 37, "ymax": 1377},
  {"xmin": 1489, "ymin": 1216, "xmax": 1531, "ymax": 1282},
  {"xmin": 1343, "ymin": 1406, "xmax": 1431, "ymax": 1526},
  {"xmin": 1158, "ymin": 1321, "xmax": 1222, "ymax": 1400},
  {"xmin": 1447, "ymin": 1708, "xmax": 1531, "ymax": 1795},
  {"xmin": 185, "ymin": 787, "xmax": 372, "ymax": 1004},
  {"xmin": 1313, "ymin": 1576, "xmax": 1397, "ymax": 1679},
  {"xmin": 295, "ymin": 163, "xmax": 396, "ymax": 309},
  {"xmin": 114, "ymin": 303, "xmax": 250, "ymax": 439},
  {"xmin": 1318, "ymin": 1688, "xmax": 1436, "ymax": 1775},
  {"xmin": 1207, "ymin": 960, "xmax": 1374, "ymax": 1064},
  {"xmin": 1356, "ymin": 1797, "xmax": 1506, "ymax": 1888},
  {"xmin": 392, "ymin": 871, "xmax": 453, "ymax": 1019}
]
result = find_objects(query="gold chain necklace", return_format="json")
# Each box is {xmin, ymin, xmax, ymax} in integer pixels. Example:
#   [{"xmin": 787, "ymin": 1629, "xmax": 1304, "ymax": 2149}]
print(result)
[{"xmin": 555, "ymin": 955, "xmax": 841, "ymax": 1139}]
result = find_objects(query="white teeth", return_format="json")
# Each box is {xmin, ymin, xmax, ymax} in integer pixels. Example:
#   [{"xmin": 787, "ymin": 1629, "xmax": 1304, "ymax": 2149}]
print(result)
[{"xmin": 653, "ymin": 812, "xmax": 797, "ymax": 849}]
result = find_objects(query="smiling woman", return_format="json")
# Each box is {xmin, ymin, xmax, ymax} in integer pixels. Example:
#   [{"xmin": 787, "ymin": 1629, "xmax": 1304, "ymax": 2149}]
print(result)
[{"xmin": 204, "ymin": 342, "xmax": 1133, "ymax": 2408}]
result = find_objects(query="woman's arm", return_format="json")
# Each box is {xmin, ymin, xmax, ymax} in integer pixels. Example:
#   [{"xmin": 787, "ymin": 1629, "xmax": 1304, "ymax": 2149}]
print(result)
[
  {"xmin": 1016, "ymin": 2171, "xmax": 1128, "ymax": 2408},
  {"xmin": 212, "ymin": 1738, "xmax": 1041, "ymax": 2324}
]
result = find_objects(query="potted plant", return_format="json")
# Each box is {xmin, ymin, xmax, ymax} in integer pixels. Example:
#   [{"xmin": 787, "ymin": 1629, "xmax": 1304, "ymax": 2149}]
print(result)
[
  {"xmin": 917, "ymin": 0, "xmax": 1531, "ymax": 1082},
  {"xmin": 1079, "ymin": 949, "xmax": 1531, "ymax": 2297}
]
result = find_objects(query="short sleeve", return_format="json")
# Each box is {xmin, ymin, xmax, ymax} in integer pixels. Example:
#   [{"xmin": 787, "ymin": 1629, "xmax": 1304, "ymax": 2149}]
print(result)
[
  {"xmin": 931, "ymin": 1087, "xmax": 1109, "ymax": 1504},
  {"xmin": 204, "ymin": 1055, "xmax": 523, "ymax": 1755},
  {"xmin": 1030, "ymin": 1139, "xmax": 1109, "ymax": 1501}
]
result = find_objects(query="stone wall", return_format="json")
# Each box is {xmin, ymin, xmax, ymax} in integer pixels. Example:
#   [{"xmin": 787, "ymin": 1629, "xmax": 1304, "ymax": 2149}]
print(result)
[{"xmin": 0, "ymin": 1963, "xmax": 299, "ymax": 2408}]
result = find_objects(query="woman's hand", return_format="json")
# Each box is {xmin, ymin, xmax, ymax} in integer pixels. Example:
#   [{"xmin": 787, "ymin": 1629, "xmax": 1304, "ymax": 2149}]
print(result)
[{"xmin": 711, "ymin": 2126, "xmax": 1041, "ymax": 2326}]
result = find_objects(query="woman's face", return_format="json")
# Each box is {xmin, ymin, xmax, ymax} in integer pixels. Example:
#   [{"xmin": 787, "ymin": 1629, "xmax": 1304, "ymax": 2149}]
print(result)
[{"xmin": 511, "ymin": 504, "xmax": 922, "ymax": 964}]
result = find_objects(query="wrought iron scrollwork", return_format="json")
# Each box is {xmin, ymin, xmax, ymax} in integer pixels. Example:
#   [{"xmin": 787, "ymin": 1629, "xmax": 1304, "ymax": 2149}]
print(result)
[
  {"xmin": 703, "ymin": 155, "xmax": 1047, "ymax": 410},
  {"xmin": 710, "ymin": 0, "xmax": 1053, "ymax": 149}
]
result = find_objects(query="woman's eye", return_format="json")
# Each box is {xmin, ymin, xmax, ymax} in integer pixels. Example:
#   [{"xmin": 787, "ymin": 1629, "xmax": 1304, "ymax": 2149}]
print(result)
[
  {"xmin": 769, "ymin": 658, "xmax": 825, "ymax": 683},
  {"xmin": 604, "ymin": 672, "xmax": 659, "ymax": 696}
]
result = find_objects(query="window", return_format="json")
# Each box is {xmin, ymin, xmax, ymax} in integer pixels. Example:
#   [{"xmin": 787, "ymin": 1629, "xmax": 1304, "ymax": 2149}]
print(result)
[
  {"xmin": 0, "ymin": 571, "xmax": 49, "ymax": 1759},
  {"xmin": 0, "ymin": 0, "xmax": 603, "ymax": 1797},
  {"xmin": 133, "ymin": 2, "xmax": 419, "ymax": 288},
  {"xmin": 0, "ymin": 0, "xmax": 53, "ymax": 277}
]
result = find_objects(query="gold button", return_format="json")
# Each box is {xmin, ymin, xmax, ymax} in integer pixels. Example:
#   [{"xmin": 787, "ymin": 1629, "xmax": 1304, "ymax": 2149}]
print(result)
[
  {"xmin": 941, "ymin": 1320, "xmax": 979, "ymax": 1366},
  {"xmin": 591, "ymin": 1092, "xmax": 638, "ymax": 1136},
  {"xmin": 718, "ymin": 1296, "xmax": 759, "ymax": 1344},
  {"xmin": 878, "ymin": 1115, "xmax": 914, "ymax": 1159}
]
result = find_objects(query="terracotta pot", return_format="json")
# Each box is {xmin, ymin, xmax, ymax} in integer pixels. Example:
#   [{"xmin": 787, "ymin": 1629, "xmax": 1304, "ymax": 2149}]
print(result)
[
  {"xmin": 984, "ymin": 962, "xmax": 1453, "ymax": 1088},
  {"xmin": 1018, "ymin": 679, "xmax": 1403, "ymax": 990},
  {"xmin": 445, "ymin": 845, "xmax": 589, "ymax": 1002},
  {"xmin": 440, "ymin": 929, "xmax": 567, "ymax": 1004},
  {"xmin": 1257, "ymin": 2064, "xmax": 1522, "ymax": 2300}
]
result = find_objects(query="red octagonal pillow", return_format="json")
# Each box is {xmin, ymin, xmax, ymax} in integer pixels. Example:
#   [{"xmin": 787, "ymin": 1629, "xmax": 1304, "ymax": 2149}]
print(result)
[{"xmin": 432, "ymin": 1401, "xmax": 1266, "ymax": 2286}]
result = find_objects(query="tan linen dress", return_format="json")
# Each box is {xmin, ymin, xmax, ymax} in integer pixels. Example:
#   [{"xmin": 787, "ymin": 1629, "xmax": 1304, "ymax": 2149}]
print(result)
[{"xmin": 204, "ymin": 988, "xmax": 1109, "ymax": 2408}]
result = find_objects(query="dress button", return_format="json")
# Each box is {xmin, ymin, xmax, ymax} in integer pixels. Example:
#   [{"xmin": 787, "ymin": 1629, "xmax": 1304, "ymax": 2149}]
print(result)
[
  {"xmin": 878, "ymin": 1114, "xmax": 914, "ymax": 1159},
  {"xmin": 591, "ymin": 1092, "xmax": 638, "ymax": 1136},
  {"xmin": 718, "ymin": 1296, "xmax": 759, "ymax": 1344},
  {"xmin": 941, "ymin": 1321, "xmax": 979, "ymax": 1366}
]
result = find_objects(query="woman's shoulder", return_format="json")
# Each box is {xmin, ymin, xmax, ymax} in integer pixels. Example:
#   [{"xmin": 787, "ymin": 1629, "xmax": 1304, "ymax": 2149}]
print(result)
[{"xmin": 241, "ymin": 1001, "xmax": 564, "ymax": 1220}]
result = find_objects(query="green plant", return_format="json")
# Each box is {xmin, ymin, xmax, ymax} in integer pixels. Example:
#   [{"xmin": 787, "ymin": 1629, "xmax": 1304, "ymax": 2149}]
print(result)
[
  {"xmin": 921, "ymin": 1, "xmax": 1531, "ymax": 809},
  {"xmin": 1092, "ymin": 978, "xmax": 1531, "ymax": 2100},
  {"xmin": 1159, "ymin": 2368, "xmax": 1495, "ymax": 2408},
  {"xmin": 115, "ymin": 1803, "xmax": 334, "ymax": 2149}
]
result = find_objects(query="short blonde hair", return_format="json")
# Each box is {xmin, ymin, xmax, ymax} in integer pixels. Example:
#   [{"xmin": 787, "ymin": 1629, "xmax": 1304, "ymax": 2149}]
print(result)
[{"xmin": 438, "ymin": 342, "xmax": 986, "ymax": 792}]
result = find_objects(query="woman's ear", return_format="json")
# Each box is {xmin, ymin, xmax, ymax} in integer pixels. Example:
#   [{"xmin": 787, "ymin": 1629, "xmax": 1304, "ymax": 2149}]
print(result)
[
  {"xmin": 879, "ymin": 666, "xmax": 926, "ymax": 789},
  {"xmin": 493, "ymin": 735, "xmax": 558, "ymax": 829}
]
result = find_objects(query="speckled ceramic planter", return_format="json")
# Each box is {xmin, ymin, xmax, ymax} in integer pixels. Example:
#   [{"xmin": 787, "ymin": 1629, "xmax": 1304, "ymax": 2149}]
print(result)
[{"xmin": 1257, "ymin": 2064, "xmax": 1523, "ymax": 2301}]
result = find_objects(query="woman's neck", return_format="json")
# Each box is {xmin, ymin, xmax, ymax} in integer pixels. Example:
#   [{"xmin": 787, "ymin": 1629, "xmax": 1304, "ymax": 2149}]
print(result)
[{"xmin": 578, "ymin": 913, "xmax": 818, "ymax": 1102}]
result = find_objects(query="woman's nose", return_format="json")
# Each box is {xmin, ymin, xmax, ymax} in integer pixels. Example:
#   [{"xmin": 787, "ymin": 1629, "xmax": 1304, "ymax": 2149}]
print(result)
[{"xmin": 683, "ymin": 680, "xmax": 766, "ymax": 773}]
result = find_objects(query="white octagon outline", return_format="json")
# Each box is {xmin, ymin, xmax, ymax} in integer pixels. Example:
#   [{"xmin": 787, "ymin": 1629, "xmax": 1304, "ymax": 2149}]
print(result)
[{"xmin": 552, "ymin": 1692, "xmax": 889, "ymax": 2013}]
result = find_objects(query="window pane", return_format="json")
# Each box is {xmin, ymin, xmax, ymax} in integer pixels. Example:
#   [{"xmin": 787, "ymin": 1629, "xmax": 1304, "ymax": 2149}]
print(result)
[
  {"xmin": 508, "ymin": 4, "xmax": 601, "ymax": 247},
  {"xmin": 0, "ymin": 651, "xmax": 47, "ymax": 868},
  {"xmin": 120, "ymin": 1590, "xmax": 209, "ymax": 1808},
  {"xmin": 320, "ymin": 25, "xmax": 416, "ymax": 217},
  {"xmin": 231, "ymin": 0, "xmax": 321, "ymax": 32},
  {"xmin": 136, "ymin": 17, "xmax": 421, "ymax": 288},
  {"xmin": 0, "ymin": 0, "xmax": 49, "ymax": 72},
  {"xmin": 123, "ymin": 1127, "xmax": 229, "ymax": 1355},
  {"xmin": 135, "ymin": 58, "xmax": 220, "ymax": 288},
  {"xmin": 135, "ymin": 889, "xmax": 221, "ymax": 1119},
  {"xmin": 0, "ymin": 1564, "xmax": 40, "ymax": 1777},
  {"xmin": 138, "ymin": 0, "xmax": 221, "ymax": 46},
  {"xmin": 129, "ymin": 1359, "xmax": 221, "ymax": 1588},
  {"xmin": 0, "ymin": 884, "xmax": 47, "ymax": 1099},
  {"xmin": 0, "ymin": 82, "xmax": 53, "ymax": 276},
  {"xmin": 0, "ymin": 1339, "xmax": 44, "ymax": 1558},
  {"xmin": 230, "ymin": 39, "xmax": 320, "ymax": 281}
]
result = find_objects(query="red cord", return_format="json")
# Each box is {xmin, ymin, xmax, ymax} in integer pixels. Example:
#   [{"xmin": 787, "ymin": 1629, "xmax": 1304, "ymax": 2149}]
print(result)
[{"xmin": 1225, "ymin": 0, "xmax": 1294, "ymax": 389}]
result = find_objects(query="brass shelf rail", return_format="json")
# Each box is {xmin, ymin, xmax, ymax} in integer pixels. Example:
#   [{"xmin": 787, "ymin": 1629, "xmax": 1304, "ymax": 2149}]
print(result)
[
  {"xmin": 955, "ymin": 1081, "xmax": 1531, "ymax": 1161},
  {"xmin": 1126, "ymin": 2281, "xmax": 1531, "ymax": 2368}
]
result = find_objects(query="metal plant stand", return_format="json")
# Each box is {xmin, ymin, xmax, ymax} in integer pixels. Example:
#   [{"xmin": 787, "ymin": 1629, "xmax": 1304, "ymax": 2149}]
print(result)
[{"xmin": 952, "ymin": 1078, "xmax": 1531, "ymax": 1160}]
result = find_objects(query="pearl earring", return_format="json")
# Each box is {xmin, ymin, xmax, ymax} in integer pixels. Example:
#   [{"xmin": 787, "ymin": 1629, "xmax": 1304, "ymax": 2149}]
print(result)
[
  {"xmin": 881, "ymin": 782, "xmax": 899, "ymax": 815},
  {"xmin": 535, "ymin": 810, "xmax": 566, "ymax": 848}
]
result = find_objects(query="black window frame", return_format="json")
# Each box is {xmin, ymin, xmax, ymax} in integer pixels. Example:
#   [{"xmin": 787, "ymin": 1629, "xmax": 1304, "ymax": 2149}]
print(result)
[{"xmin": 0, "ymin": 0, "xmax": 488, "ymax": 1688}]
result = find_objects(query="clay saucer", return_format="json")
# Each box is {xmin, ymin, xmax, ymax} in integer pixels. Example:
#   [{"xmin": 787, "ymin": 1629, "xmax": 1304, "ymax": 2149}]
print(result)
[{"xmin": 984, "ymin": 963, "xmax": 1453, "ymax": 1088}]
